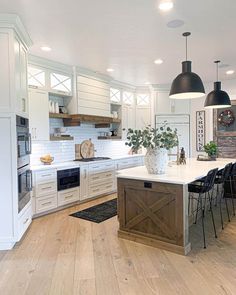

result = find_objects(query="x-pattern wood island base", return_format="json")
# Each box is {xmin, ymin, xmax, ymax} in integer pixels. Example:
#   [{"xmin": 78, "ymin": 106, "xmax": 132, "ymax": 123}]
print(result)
[{"xmin": 117, "ymin": 158, "xmax": 234, "ymax": 255}]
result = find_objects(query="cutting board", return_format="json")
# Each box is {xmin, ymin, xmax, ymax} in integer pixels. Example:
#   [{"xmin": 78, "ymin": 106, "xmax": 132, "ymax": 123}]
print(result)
[{"xmin": 80, "ymin": 139, "xmax": 95, "ymax": 158}]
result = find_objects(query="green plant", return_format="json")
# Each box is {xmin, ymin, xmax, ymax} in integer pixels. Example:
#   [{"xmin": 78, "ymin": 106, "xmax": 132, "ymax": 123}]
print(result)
[
  {"xmin": 204, "ymin": 141, "xmax": 218, "ymax": 157},
  {"xmin": 125, "ymin": 123, "xmax": 178, "ymax": 151}
]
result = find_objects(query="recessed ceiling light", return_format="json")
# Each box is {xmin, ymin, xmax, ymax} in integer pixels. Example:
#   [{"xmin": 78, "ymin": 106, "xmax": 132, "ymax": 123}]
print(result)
[
  {"xmin": 107, "ymin": 68, "xmax": 114, "ymax": 72},
  {"xmin": 159, "ymin": 1, "xmax": 174, "ymax": 11},
  {"xmin": 167, "ymin": 19, "xmax": 185, "ymax": 28},
  {"xmin": 145, "ymin": 82, "xmax": 151, "ymax": 85},
  {"xmin": 226, "ymin": 70, "xmax": 235, "ymax": 75},
  {"xmin": 40, "ymin": 46, "xmax": 52, "ymax": 52},
  {"xmin": 154, "ymin": 59, "xmax": 163, "ymax": 65}
]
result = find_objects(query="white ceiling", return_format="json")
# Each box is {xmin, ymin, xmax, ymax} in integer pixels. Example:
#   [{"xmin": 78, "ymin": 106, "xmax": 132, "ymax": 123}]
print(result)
[{"xmin": 0, "ymin": 0, "xmax": 236, "ymax": 86}]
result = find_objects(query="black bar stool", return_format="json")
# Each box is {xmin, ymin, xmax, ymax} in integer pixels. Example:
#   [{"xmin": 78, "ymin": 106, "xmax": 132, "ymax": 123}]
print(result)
[
  {"xmin": 188, "ymin": 168, "xmax": 218, "ymax": 249},
  {"xmin": 214, "ymin": 163, "xmax": 232, "ymax": 230},
  {"xmin": 228, "ymin": 162, "xmax": 236, "ymax": 216}
]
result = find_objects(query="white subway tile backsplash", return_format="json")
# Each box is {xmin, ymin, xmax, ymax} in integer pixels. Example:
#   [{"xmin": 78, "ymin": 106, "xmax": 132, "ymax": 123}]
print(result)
[{"xmin": 31, "ymin": 120, "xmax": 130, "ymax": 165}]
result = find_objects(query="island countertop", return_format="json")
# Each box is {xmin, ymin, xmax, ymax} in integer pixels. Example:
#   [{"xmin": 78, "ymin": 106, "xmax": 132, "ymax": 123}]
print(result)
[{"xmin": 117, "ymin": 158, "xmax": 234, "ymax": 185}]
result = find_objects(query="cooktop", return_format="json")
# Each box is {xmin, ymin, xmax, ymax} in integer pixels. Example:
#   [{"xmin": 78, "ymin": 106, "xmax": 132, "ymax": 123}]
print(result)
[{"xmin": 74, "ymin": 157, "xmax": 111, "ymax": 162}]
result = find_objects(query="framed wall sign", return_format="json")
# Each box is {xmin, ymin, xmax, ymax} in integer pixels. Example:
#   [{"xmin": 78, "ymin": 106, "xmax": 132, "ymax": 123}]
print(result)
[{"xmin": 196, "ymin": 111, "xmax": 205, "ymax": 152}]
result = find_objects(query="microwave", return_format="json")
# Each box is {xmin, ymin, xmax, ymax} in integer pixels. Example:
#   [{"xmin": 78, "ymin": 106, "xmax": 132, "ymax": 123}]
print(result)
[{"xmin": 57, "ymin": 168, "xmax": 80, "ymax": 191}]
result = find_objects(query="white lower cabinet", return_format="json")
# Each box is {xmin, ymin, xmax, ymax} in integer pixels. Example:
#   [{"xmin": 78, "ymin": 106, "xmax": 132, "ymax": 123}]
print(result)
[
  {"xmin": 80, "ymin": 165, "xmax": 89, "ymax": 201},
  {"xmin": 58, "ymin": 187, "xmax": 80, "ymax": 206},
  {"xmin": 36, "ymin": 194, "xmax": 57, "ymax": 214},
  {"xmin": 32, "ymin": 156, "xmax": 144, "ymax": 217},
  {"xmin": 18, "ymin": 201, "xmax": 32, "ymax": 241}
]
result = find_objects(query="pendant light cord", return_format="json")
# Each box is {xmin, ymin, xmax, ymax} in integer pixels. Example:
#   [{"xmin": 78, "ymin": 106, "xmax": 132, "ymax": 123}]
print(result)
[
  {"xmin": 215, "ymin": 60, "xmax": 220, "ymax": 82},
  {"xmin": 183, "ymin": 32, "xmax": 191, "ymax": 61}
]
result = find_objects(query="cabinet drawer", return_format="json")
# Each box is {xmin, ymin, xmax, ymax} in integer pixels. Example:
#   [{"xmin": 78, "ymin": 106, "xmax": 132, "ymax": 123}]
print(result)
[
  {"xmin": 89, "ymin": 171, "xmax": 114, "ymax": 185},
  {"xmin": 89, "ymin": 161, "xmax": 115, "ymax": 174},
  {"xmin": 58, "ymin": 188, "xmax": 79, "ymax": 207},
  {"xmin": 35, "ymin": 194, "xmax": 57, "ymax": 214},
  {"xmin": 36, "ymin": 181, "xmax": 57, "ymax": 197},
  {"xmin": 89, "ymin": 182, "xmax": 114, "ymax": 197},
  {"xmin": 18, "ymin": 203, "xmax": 32, "ymax": 240},
  {"xmin": 35, "ymin": 169, "xmax": 57, "ymax": 183}
]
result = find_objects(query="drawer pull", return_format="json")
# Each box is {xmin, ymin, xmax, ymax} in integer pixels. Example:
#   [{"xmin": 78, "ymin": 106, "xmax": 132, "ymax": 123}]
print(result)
[
  {"xmin": 92, "ymin": 166, "xmax": 99, "ymax": 169},
  {"xmin": 105, "ymin": 185, "xmax": 112, "ymax": 189},
  {"xmin": 41, "ymin": 186, "xmax": 52, "ymax": 190},
  {"xmin": 65, "ymin": 194, "xmax": 74, "ymax": 199},
  {"xmin": 41, "ymin": 174, "xmax": 53, "ymax": 177},
  {"xmin": 42, "ymin": 201, "xmax": 52, "ymax": 206},
  {"xmin": 23, "ymin": 218, "xmax": 29, "ymax": 224},
  {"xmin": 92, "ymin": 188, "xmax": 100, "ymax": 192},
  {"xmin": 92, "ymin": 176, "xmax": 100, "ymax": 180}
]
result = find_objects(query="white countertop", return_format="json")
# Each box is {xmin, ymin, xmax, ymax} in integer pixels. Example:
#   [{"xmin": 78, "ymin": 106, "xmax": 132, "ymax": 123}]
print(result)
[
  {"xmin": 31, "ymin": 154, "xmax": 144, "ymax": 171},
  {"xmin": 117, "ymin": 158, "xmax": 235, "ymax": 185}
]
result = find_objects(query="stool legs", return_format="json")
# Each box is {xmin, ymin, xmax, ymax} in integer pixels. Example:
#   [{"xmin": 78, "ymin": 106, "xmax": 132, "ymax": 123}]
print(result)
[
  {"xmin": 208, "ymin": 191, "xmax": 217, "ymax": 239},
  {"xmin": 199, "ymin": 195, "xmax": 206, "ymax": 249},
  {"xmin": 230, "ymin": 177, "xmax": 236, "ymax": 216}
]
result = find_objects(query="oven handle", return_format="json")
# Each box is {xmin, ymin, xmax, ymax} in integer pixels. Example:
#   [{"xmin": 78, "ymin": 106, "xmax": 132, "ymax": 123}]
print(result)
[
  {"xmin": 26, "ymin": 170, "xmax": 33, "ymax": 191},
  {"xmin": 25, "ymin": 133, "xmax": 32, "ymax": 155}
]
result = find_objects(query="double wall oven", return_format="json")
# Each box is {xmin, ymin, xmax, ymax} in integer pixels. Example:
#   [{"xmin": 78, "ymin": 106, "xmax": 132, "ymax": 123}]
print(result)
[{"xmin": 17, "ymin": 115, "xmax": 32, "ymax": 213}]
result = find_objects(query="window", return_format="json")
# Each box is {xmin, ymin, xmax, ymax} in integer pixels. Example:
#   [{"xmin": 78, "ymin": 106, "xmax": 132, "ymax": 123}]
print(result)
[
  {"xmin": 123, "ymin": 91, "xmax": 134, "ymax": 105},
  {"xmin": 137, "ymin": 94, "xmax": 150, "ymax": 106},
  {"xmin": 28, "ymin": 66, "xmax": 46, "ymax": 88},
  {"xmin": 50, "ymin": 73, "xmax": 72, "ymax": 93},
  {"xmin": 110, "ymin": 88, "xmax": 121, "ymax": 103}
]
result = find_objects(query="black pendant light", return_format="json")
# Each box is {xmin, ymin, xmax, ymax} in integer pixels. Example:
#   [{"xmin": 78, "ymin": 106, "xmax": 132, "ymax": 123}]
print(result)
[
  {"xmin": 204, "ymin": 61, "xmax": 231, "ymax": 109},
  {"xmin": 169, "ymin": 32, "xmax": 205, "ymax": 99}
]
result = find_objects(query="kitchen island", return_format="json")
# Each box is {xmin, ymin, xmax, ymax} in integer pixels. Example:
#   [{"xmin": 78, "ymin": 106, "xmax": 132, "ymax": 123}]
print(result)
[{"xmin": 117, "ymin": 158, "xmax": 234, "ymax": 255}]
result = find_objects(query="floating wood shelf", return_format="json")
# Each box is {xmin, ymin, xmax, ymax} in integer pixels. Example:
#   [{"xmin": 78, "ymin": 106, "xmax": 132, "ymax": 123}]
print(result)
[
  {"xmin": 97, "ymin": 136, "xmax": 122, "ymax": 140},
  {"xmin": 50, "ymin": 135, "xmax": 74, "ymax": 141},
  {"xmin": 49, "ymin": 113, "xmax": 71, "ymax": 119},
  {"xmin": 49, "ymin": 113, "xmax": 121, "ymax": 127}
]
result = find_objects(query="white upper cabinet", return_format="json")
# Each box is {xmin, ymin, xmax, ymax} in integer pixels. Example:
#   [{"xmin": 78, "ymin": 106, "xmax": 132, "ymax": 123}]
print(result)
[
  {"xmin": 50, "ymin": 72, "xmax": 72, "ymax": 96},
  {"xmin": 28, "ymin": 89, "xmax": 49, "ymax": 141},
  {"xmin": 123, "ymin": 91, "xmax": 134, "ymax": 105},
  {"xmin": 28, "ymin": 66, "xmax": 46, "ymax": 89},
  {"xmin": 77, "ymin": 75, "xmax": 110, "ymax": 117},
  {"xmin": 0, "ymin": 29, "xmax": 29, "ymax": 115},
  {"xmin": 110, "ymin": 88, "xmax": 121, "ymax": 104},
  {"xmin": 136, "ymin": 93, "xmax": 151, "ymax": 129}
]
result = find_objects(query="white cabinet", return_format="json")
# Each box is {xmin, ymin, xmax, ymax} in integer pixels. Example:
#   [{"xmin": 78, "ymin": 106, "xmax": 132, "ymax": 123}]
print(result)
[
  {"xmin": 58, "ymin": 187, "xmax": 79, "ymax": 206},
  {"xmin": 28, "ymin": 89, "xmax": 49, "ymax": 141},
  {"xmin": 122, "ymin": 104, "xmax": 135, "ymax": 138},
  {"xmin": 135, "ymin": 106, "xmax": 151, "ymax": 130},
  {"xmin": 80, "ymin": 165, "xmax": 89, "ymax": 201},
  {"xmin": 77, "ymin": 75, "xmax": 111, "ymax": 117},
  {"xmin": 17, "ymin": 201, "xmax": 32, "ymax": 241},
  {"xmin": 116, "ymin": 156, "xmax": 143, "ymax": 170},
  {"xmin": 49, "ymin": 72, "xmax": 72, "ymax": 96}
]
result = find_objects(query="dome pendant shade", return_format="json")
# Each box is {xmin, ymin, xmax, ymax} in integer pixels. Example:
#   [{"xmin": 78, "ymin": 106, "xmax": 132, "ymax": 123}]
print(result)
[
  {"xmin": 204, "ymin": 81, "xmax": 231, "ymax": 109},
  {"xmin": 169, "ymin": 61, "xmax": 205, "ymax": 99}
]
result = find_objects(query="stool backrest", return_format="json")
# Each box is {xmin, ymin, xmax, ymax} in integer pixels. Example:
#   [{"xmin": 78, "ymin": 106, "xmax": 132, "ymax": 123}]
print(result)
[
  {"xmin": 230, "ymin": 162, "xmax": 236, "ymax": 177},
  {"xmin": 203, "ymin": 168, "xmax": 218, "ymax": 192},
  {"xmin": 221, "ymin": 163, "xmax": 233, "ymax": 182}
]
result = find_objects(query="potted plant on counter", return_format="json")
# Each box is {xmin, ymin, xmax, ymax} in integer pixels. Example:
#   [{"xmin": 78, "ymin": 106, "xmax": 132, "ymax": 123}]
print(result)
[
  {"xmin": 125, "ymin": 124, "xmax": 178, "ymax": 174},
  {"xmin": 204, "ymin": 141, "xmax": 218, "ymax": 160}
]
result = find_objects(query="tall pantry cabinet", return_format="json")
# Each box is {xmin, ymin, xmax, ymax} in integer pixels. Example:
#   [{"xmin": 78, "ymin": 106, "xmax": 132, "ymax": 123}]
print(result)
[{"xmin": 0, "ymin": 14, "xmax": 32, "ymax": 250}]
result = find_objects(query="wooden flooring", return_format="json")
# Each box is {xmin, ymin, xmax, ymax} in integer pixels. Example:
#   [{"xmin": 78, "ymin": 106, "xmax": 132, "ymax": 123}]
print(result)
[{"xmin": 0, "ymin": 193, "xmax": 236, "ymax": 295}]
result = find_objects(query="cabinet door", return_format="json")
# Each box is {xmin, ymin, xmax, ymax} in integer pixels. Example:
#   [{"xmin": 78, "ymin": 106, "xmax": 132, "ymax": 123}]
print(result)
[
  {"xmin": 122, "ymin": 105, "xmax": 135, "ymax": 139},
  {"xmin": 80, "ymin": 165, "xmax": 89, "ymax": 200},
  {"xmin": 19, "ymin": 44, "xmax": 28, "ymax": 115},
  {"xmin": 28, "ymin": 89, "xmax": 49, "ymax": 141},
  {"xmin": 135, "ymin": 107, "xmax": 151, "ymax": 129}
]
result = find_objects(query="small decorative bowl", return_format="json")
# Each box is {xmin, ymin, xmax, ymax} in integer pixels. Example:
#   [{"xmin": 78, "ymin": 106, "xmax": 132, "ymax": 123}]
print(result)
[{"xmin": 40, "ymin": 157, "xmax": 54, "ymax": 165}]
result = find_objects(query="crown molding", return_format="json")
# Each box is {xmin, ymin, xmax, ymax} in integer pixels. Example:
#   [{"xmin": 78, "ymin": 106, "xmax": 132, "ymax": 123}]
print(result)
[
  {"xmin": 0, "ymin": 13, "xmax": 32, "ymax": 47},
  {"xmin": 28, "ymin": 54, "xmax": 73, "ymax": 74},
  {"xmin": 76, "ymin": 66, "xmax": 113, "ymax": 83}
]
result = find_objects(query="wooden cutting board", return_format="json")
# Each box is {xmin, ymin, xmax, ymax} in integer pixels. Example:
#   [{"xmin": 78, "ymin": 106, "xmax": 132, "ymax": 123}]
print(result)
[{"xmin": 80, "ymin": 139, "xmax": 95, "ymax": 158}]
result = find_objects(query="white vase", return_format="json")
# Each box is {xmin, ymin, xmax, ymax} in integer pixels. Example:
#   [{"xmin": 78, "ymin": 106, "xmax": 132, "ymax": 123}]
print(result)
[{"xmin": 144, "ymin": 147, "xmax": 168, "ymax": 174}]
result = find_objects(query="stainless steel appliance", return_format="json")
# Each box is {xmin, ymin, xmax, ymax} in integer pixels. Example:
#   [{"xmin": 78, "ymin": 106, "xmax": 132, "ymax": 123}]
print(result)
[
  {"xmin": 57, "ymin": 168, "xmax": 80, "ymax": 191},
  {"xmin": 16, "ymin": 115, "xmax": 31, "ymax": 168},
  {"xmin": 18, "ymin": 164, "xmax": 32, "ymax": 213},
  {"xmin": 74, "ymin": 157, "xmax": 111, "ymax": 162}
]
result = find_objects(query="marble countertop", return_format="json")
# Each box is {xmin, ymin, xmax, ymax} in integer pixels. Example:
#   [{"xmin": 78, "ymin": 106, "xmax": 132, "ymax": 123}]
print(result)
[
  {"xmin": 31, "ymin": 154, "xmax": 144, "ymax": 171},
  {"xmin": 117, "ymin": 158, "xmax": 234, "ymax": 185}
]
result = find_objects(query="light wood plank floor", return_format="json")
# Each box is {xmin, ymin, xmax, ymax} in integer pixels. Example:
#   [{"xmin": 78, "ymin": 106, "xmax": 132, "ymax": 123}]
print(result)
[{"xmin": 0, "ymin": 194, "xmax": 236, "ymax": 295}]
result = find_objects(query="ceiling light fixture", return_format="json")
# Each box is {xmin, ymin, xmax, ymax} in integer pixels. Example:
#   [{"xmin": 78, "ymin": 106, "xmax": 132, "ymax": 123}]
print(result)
[
  {"xmin": 169, "ymin": 32, "xmax": 205, "ymax": 99},
  {"xmin": 154, "ymin": 59, "xmax": 163, "ymax": 64},
  {"xmin": 159, "ymin": 1, "xmax": 174, "ymax": 11},
  {"xmin": 204, "ymin": 61, "xmax": 231, "ymax": 109},
  {"xmin": 226, "ymin": 70, "xmax": 235, "ymax": 75},
  {"xmin": 40, "ymin": 46, "xmax": 52, "ymax": 52},
  {"xmin": 107, "ymin": 68, "xmax": 114, "ymax": 72}
]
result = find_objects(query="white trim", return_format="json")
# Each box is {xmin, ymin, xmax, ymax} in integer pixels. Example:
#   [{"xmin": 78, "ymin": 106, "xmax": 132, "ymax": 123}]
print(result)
[{"xmin": 0, "ymin": 14, "xmax": 32, "ymax": 48}]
